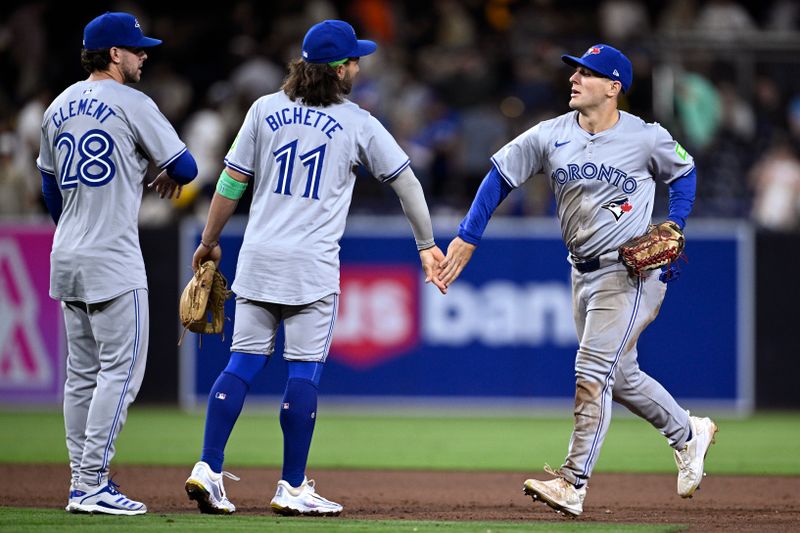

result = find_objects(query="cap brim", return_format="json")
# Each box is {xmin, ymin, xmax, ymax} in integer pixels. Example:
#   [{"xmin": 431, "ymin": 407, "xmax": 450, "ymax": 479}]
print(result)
[
  {"xmin": 561, "ymin": 53, "xmax": 628, "ymax": 92},
  {"xmin": 561, "ymin": 55, "xmax": 609, "ymax": 80},
  {"xmin": 353, "ymin": 39, "xmax": 377, "ymax": 58},
  {"xmin": 562, "ymin": 54, "xmax": 591, "ymax": 71},
  {"xmin": 136, "ymin": 36, "xmax": 162, "ymax": 47}
]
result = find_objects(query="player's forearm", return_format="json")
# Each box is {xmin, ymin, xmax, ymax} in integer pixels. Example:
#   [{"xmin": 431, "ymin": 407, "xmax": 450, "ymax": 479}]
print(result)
[
  {"xmin": 457, "ymin": 165, "xmax": 513, "ymax": 244},
  {"xmin": 666, "ymin": 167, "xmax": 696, "ymax": 230},
  {"xmin": 201, "ymin": 192, "xmax": 238, "ymax": 245},
  {"xmin": 202, "ymin": 167, "xmax": 250, "ymax": 244},
  {"xmin": 165, "ymin": 149, "xmax": 198, "ymax": 184},
  {"xmin": 388, "ymin": 168, "xmax": 435, "ymax": 250},
  {"xmin": 40, "ymin": 170, "xmax": 62, "ymax": 225}
]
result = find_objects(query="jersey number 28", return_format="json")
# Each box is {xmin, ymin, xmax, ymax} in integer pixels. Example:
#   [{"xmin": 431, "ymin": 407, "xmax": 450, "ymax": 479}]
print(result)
[{"xmin": 55, "ymin": 129, "xmax": 116, "ymax": 189}]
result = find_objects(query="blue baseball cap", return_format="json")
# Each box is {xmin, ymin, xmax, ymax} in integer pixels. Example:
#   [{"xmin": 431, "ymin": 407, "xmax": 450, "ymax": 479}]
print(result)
[
  {"xmin": 562, "ymin": 44, "xmax": 632, "ymax": 93},
  {"xmin": 83, "ymin": 12, "xmax": 162, "ymax": 51},
  {"xmin": 302, "ymin": 20, "xmax": 377, "ymax": 64}
]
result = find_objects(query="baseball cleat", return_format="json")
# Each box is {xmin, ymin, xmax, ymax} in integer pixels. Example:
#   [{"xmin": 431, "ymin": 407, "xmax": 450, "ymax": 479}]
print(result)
[
  {"xmin": 523, "ymin": 471, "xmax": 586, "ymax": 517},
  {"xmin": 65, "ymin": 480, "xmax": 85, "ymax": 512},
  {"xmin": 270, "ymin": 478, "xmax": 342, "ymax": 516},
  {"xmin": 674, "ymin": 415, "xmax": 718, "ymax": 498},
  {"xmin": 185, "ymin": 461, "xmax": 239, "ymax": 514},
  {"xmin": 71, "ymin": 479, "xmax": 147, "ymax": 515}
]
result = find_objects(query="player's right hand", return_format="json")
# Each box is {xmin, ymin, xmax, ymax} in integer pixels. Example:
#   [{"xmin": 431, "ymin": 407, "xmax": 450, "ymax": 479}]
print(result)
[
  {"xmin": 192, "ymin": 241, "xmax": 221, "ymax": 271},
  {"xmin": 419, "ymin": 245, "xmax": 447, "ymax": 295},
  {"xmin": 440, "ymin": 237, "xmax": 476, "ymax": 287},
  {"xmin": 149, "ymin": 169, "xmax": 183, "ymax": 199}
]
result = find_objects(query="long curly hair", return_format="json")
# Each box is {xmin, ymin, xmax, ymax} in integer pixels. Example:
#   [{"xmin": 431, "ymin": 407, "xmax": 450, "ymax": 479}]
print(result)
[
  {"xmin": 80, "ymin": 49, "xmax": 112, "ymax": 74},
  {"xmin": 281, "ymin": 59, "xmax": 348, "ymax": 107}
]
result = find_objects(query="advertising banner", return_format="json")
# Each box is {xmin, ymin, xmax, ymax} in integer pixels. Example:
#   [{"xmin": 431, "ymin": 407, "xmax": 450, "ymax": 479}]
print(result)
[
  {"xmin": 0, "ymin": 224, "xmax": 63, "ymax": 404},
  {"xmin": 180, "ymin": 217, "xmax": 753, "ymax": 413}
]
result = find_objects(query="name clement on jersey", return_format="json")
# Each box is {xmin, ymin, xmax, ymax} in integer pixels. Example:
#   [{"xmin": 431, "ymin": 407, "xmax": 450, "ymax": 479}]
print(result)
[
  {"xmin": 50, "ymin": 98, "xmax": 117, "ymax": 128},
  {"xmin": 265, "ymin": 106, "xmax": 344, "ymax": 139},
  {"xmin": 551, "ymin": 162, "xmax": 637, "ymax": 194}
]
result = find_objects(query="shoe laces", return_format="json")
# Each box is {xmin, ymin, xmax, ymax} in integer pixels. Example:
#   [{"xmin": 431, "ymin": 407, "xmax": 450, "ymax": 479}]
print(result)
[
  {"xmin": 675, "ymin": 444, "xmax": 696, "ymax": 474},
  {"xmin": 543, "ymin": 464, "xmax": 561, "ymax": 478},
  {"xmin": 675, "ymin": 422, "xmax": 697, "ymax": 472},
  {"xmin": 107, "ymin": 478, "xmax": 122, "ymax": 495},
  {"xmin": 222, "ymin": 471, "xmax": 240, "ymax": 482},
  {"xmin": 676, "ymin": 437, "xmax": 702, "ymax": 481},
  {"xmin": 675, "ymin": 449, "xmax": 688, "ymax": 470},
  {"xmin": 543, "ymin": 464, "xmax": 583, "ymax": 493},
  {"xmin": 304, "ymin": 479, "xmax": 337, "ymax": 504},
  {"xmin": 215, "ymin": 470, "xmax": 239, "ymax": 500}
]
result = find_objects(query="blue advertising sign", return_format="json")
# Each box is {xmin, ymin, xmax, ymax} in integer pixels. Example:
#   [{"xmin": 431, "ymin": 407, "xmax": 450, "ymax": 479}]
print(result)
[{"xmin": 180, "ymin": 217, "xmax": 753, "ymax": 413}]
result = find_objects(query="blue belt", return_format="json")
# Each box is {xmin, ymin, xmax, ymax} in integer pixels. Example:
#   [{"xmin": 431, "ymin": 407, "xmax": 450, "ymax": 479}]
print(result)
[
  {"xmin": 571, "ymin": 251, "xmax": 621, "ymax": 273},
  {"xmin": 573, "ymin": 257, "xmax": 601, "ymax": 273}
]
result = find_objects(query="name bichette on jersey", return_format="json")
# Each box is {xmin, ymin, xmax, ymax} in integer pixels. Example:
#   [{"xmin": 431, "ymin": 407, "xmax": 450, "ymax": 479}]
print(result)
[
  {"xmin": 50, "ymin": 97, "xmax": 117, "ymax": 128},
  {"xmin": 265, "ymin": 106, "xmax": 344, "ymax": 139}
]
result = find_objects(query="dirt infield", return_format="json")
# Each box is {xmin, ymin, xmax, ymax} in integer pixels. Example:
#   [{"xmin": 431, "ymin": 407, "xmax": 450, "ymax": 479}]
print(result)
[{"xmin": 3, "ymin": 464, "xmax": 799, "ymax": 531}]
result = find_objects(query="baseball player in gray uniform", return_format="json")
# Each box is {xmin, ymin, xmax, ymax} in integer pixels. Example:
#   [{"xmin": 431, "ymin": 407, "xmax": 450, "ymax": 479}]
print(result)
[
  {"xmin": 37, "ymin": 12, "xmax": 197, "ymax": 515},
  {"xmin": 184, "ymin": 20, "xmax": 446, "ymax": 516},
  {"xmin": 440, "ymin": 44, "xmax": 717, "ymax": 517}
]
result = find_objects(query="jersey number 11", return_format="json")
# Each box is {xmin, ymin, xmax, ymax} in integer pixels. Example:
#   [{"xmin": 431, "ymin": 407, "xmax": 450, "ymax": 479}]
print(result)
[{"xmin": 272, "ymin": 139, "xmax": 326, "ymax": 200}]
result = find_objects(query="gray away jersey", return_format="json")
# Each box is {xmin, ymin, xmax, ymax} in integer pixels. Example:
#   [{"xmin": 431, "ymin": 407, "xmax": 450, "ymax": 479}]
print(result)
[
  {"xmin": 37, "ymin": 80, "xmax": 186, "ymax": 303},
  {"xmin": 491, "ymin": 110, "xmax": 694, "ymax": 259},
  {"xmin": 225, "ymin": 91, "xmax": 410, "ymax": 305}
]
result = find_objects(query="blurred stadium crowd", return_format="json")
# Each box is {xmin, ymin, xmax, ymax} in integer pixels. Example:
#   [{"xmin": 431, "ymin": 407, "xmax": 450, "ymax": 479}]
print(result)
[{"xmin": 3, "ymin": 0, "xmax": 800, "ymax": 231}]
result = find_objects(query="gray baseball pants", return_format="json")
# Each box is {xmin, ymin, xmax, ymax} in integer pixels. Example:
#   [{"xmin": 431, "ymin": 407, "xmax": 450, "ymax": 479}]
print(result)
[
  {"xmin": 560, "ymin": 264, "xmax": 690, "ymax": 487},
  {"xmin": 62, "ymin": 289, "xmax": 148, "ymax": 487}
]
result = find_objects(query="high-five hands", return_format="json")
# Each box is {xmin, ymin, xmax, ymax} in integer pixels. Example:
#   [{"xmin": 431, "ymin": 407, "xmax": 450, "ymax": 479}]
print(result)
[
  {"xmin": 420, "ymin": 246, "xmax": 448, "ymax": 294},
  {"xmin": 439, "ymin": 236, "xmax": 476, "ymax": 288}
]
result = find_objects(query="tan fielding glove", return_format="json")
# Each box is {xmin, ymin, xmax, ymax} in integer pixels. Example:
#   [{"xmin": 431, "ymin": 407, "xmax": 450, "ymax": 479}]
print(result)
[
  {"xmin": 178, "ymin": 261, "xmax": 231, "ymax": 345},
  {"xmin": 619, "ymin": 221, "xmax": 686, "ymax": 277}
]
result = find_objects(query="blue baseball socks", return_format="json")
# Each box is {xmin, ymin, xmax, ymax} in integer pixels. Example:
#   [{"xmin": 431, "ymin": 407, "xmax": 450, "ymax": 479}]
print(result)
[
  {"xmin": 280, "ymin": 362, "xmax": 324, "ymax": 487},
  {"xmin": 201, "ymin": 352, "xmax": 268, "ymax": 473}
]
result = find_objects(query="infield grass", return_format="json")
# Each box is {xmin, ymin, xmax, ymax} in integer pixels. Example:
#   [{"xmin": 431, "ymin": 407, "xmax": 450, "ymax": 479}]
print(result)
[
  {"xmin": 0, "ymin": 508, "xmax": 684, "ymax": 532},
  {"xmin": 0, "ymin": 409, "xmax": 798, "ymax": 475}
]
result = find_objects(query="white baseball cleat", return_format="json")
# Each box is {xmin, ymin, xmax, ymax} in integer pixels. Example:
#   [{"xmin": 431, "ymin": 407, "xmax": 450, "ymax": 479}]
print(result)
[
  {"xmin": 674, "ymin": 415, "xmax": 718, "ymax": 498},
  {"xmin": 71, "ymin": 479, "xmax": 147, "ymax": 515},
  {"xmin": 185, "ymin": 461, "xmax": 239, "ymax": 514},
  {"xmin": 270, "ymin": 478, "xmax": 342, "ymax": 516},
  {"xmin": 523, "ymin": 468, "xmax": 586, "ymax": 517},
  {"xmin": 65, "ymin": 480, "xmax": 84, "ymax": 512}
]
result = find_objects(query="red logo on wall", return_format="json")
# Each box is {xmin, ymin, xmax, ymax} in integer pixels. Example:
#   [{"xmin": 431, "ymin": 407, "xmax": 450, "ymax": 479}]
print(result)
[{"xmin": 331, "ymin": 266, "xmax": 419, "ymax": 369}]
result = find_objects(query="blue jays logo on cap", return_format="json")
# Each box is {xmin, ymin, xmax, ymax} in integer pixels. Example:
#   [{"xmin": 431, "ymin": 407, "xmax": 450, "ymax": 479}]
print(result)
[
  {"xmin": 83, "ymin": 12, "xmax": 162, "ymax": 51},
  {"xmin": 561, "ymin": 43, "xmax": 633, "ymax": 93},
  {"xmin": 302, "ymin": 20, "xmax": 377, "ymax": 64}
]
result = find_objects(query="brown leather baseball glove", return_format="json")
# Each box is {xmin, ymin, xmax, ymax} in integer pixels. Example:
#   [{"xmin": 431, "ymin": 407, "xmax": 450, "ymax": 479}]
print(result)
[
  {"xmin": 178, "ymin": 261, "xmax": 231, "ymax": 345},
  {"xmin": 618, "ymin": 221, "xmax": 685, "ymax": 277}
]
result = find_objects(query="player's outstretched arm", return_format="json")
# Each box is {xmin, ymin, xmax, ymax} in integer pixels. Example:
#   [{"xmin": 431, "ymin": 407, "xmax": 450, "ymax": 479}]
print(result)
[
  {"xmin": 440, "ymin": 237, "xmax": 476, "ymax": 286},
  {"xmin": 419, "ymin": 245, "xmax": 447, "ymax": 294},
  {"xmin": 192, "ymin": 167, "xmax": 250, "ymax": 271},
  {"xmin": 440, "ymin": 165, "xmax": 511, "ymax": 286},
  {"xmin": 387, "ymin": 167, "xmax": 446, "ymax": 294}
]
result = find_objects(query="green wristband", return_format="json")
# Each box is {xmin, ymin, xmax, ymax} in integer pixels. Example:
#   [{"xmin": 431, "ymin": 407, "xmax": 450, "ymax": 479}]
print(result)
[{"xmin": 216, "ymin": 169, "xmax": 248, "ymax": 200}]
